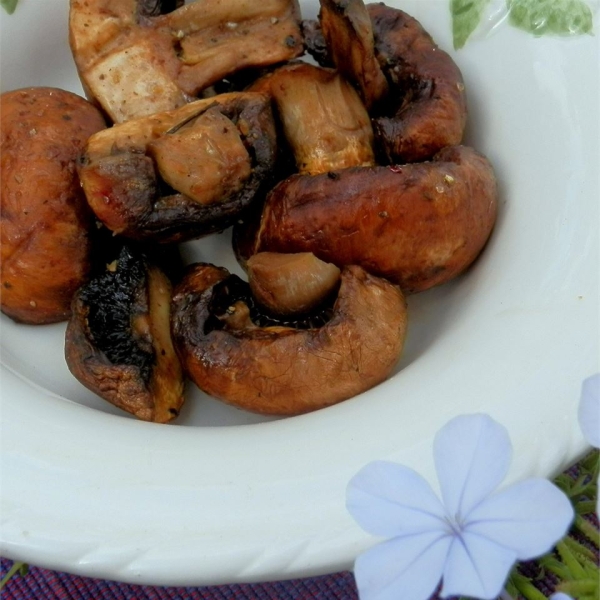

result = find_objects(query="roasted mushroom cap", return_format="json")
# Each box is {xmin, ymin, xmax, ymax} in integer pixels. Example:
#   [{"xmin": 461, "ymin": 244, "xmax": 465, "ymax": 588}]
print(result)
[
  {"xmin": 69, "ymin": 0, "xmax": 304, "ymax": 123},
  {"xmin": 367, "ymin": 3, "xmax": 467, "ymax": 164},
  {"xmin": 65, "ymin": 246, "xmax": 185, "ymax": 423},
  {"xmin": 249, "ymin": 63, "xmax": 375, "ymax": 174},
  {"xmin": 171, "ymin": 263, "xmax": 407, "ymax": 415},
  {"xmin": 245, "ymin": 145, "xmax": 498, "ymax": 294},
  {"xmin": 79, "ymin": 92, "xmax": 277, "ymax": 243},
  {"xmin": 0, "ymin": 87, "xmax": 106, "ymax": 325}
]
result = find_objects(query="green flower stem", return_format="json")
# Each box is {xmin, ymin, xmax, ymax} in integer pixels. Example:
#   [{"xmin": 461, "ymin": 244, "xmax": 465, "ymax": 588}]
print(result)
[
  {"xmin": 0, "ymin": 562, "xmax": 27, "ymax": 591},
  {"xmin": 574, "ymin": 514, "xmax": 600, "ymax": 544},
  {"xmin": 557, "ymin": 540, "xmax": 588, "ymax": 579},
  {"xmin": 562, "ymin": 535, "xmax": 597, "ymax": 563},
  {"xmin": 510, "ymin": 572, "xmax": 548, "ymax": 600},
  {"xmin": 558, "ymin": 579, "xmax": 600, "ymax": 595},
  {"xmin": 538, "ymin": 555, "xmax": 572, "ymax": 580}
]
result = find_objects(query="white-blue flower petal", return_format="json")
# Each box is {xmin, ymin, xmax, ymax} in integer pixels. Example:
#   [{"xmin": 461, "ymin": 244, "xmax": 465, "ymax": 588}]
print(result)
[
  {"xmin": 440, "ymin": 530, "xmax": 517, "ymax": 599},
  {"xmin": 434, "ymin": 414, "xmax": 512, "ymax": 518},
  {"xmin": 347, "ymin": 461, "xmax": 447, "ymax": 537},
  {"xmin": 578, "ymin": 373, "xmax": 600, "ymax": 448},
  {"xmin": 465, "ymin": 479, "xmax": 574, "ymax": 559},
  {"xmin": 354, "ymin": 530, "xmax": 452, "ymax": 600},
  {"xmin": 549, "ymin": 593, "xmax": 574, "ymax": 600}
]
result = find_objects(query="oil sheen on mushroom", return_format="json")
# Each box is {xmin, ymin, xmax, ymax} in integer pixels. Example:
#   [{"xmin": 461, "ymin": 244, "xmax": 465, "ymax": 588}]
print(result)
[
  {"xmin": 248, "ymin": 145, "xmax": 498, "ymax": 294},
  {"xmin": 0, "ymin": 87, "xmax": 106, "ymax": 325},
  {"xmin": 368, "ymin": 2, "xmax": 468, "ymax": 164},
  {"xmin": 69, "ymin": 0, "xmax": 304, "ymax": 123},
  {"xmin": 171, "ymin": 263, "xmax": 407, "ymax": 415},
  {"xmin": 65, "ymin": 245, "xmax": 185, "ymax": 423},
  {"xmin": 78, "ymin": 93, "xmax": 277, "ymax": 243}
]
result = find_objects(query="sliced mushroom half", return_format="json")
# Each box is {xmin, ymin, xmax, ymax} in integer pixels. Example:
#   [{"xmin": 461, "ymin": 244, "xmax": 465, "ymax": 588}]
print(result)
[
  {"xmin": 171, "ymin": 262, "xmax": 407, "ymax": 415},
  {"xmin": 250, "ymin": 63, "xmax": 375, "ymax": 175},
  {"xmin": 65, "ymin": 245, "xmax": 185, "ymax": 423},
  {"xmin": 78, "ymin": 92, "xmax": 277, "ymax": 243},
  {"xmin": 69, "ymin": 0, "xmax": 304, "ymax": 123},
  {"xmin": 318, "ymin": 0, "xmax": 389, "ymax": 111}
]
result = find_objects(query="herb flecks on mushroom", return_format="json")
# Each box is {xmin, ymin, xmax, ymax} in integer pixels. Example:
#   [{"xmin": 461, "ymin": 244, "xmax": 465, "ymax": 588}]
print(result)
[
  {"xmin": 79, "ymin": 93, "xmax": 277, "ymax": 243},
  {"xmin": 171, "ymin": 263, "xmax": 407, "ymax": 415},
  {"xmin": 69, "ymin": 0, "xmax": 304, "ymax": 123},
  {"xmin": 248, "ymin": 145, "xmax": 498, "ymax": 294},
  {"xmin": 65, "ymin": 246, "xmax": 185, "ymax": 423}
]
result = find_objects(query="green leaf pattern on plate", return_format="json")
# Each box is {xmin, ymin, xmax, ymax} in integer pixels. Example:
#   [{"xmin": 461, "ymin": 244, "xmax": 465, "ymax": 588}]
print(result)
[
  {"xmin": 1, "ymin": 0, "xmax": 18, "ymax": 15},
  {"xmin": 508, "ymin": 0, "xmax": 594, "ymax": 35},
  {"xmin": 451, "ymin": 0, "xmax": 596, "ymax": 47},
  {"xmin": 451, "ymin": 0, "xmax": 492, "ymax": 48}
]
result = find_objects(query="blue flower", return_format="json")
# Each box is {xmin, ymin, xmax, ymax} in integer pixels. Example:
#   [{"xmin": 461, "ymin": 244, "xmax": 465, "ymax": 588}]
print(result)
[
  {"xmin": 578, "ymin": 373, "xmax": 600, "ymax": 517},
  {"xmin": 550, "ymin": 593, "xmax": 574, "ymax": 600},
  {"xmin": 346, "ymin": 414, "xmax": 574, "ymax": 600}
]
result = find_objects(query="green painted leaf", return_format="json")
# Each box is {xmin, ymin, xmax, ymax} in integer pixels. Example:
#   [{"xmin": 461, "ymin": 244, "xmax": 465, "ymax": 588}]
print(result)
[
  {"xmin": 508, "ymin": 0, "xmax": 594, "ymax": 36},
  {"xmin": 0, "ymin": 0, "xmax": 19, "ymax": 15},
  {"xmin": 451, "ymin": 0, "xmax": 491, "ymax": 49}
]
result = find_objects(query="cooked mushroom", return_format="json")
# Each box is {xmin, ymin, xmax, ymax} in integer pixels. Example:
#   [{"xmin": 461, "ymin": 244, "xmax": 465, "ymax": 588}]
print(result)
[
  {"xmin": 243, "ymin": 145, "xmax": 498, "ymax": 294},
  {"xmin": 69, "ymin": 0, "xmax": 304, "ymax": 123},
  {"xmin": 1, "ymin": 87, "xmax": 106, "ymax": 325},
  {"xmin": 78, "ymin": 92, "xmax": 277, "ymax": 243},
  {"xmin": 367, "ymin": 2, "xmax": 467, "ymax": 164},
  {"xmin": 65, "ymin": 245, "xmax": 185, "ymax": 423},
  {"xmin": 304, "ymin": 1, "xmax": 467, "ymax": 164},
  {"xmin": 247, "ymin": 252, "xmax": 341, "ymax": 315},
  {"xmin": 317, "ymin": 0, "xmax": 389, "ymax": 111},
  {"xmin": 249, "ymin": 63, "xmax": 375, "ymax": 175},
  {"xmin": 171, "ymin": 262, "xmax": 407, "ymax": 415}
]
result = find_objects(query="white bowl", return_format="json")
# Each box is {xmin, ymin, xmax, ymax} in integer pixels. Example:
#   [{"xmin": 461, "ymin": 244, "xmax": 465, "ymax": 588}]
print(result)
[{"xmin": 1, "ymin": 0, "xmax": 598, "ymax": 587}]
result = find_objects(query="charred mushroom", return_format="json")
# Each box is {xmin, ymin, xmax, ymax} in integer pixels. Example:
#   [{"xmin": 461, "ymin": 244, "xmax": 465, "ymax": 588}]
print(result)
[
  {"xmin": 243, "ymin": 145, "xmax": 498, "ymax": 294},
  {"xmin": 78, "ymin": 92, "xmax": 277, "ymax": 243},
  {"xmin": 368, "ymin": 2, "xmax": 467, "ymax": 164},
  {"xmin": 69, "ymin": 0, "xmax": 304, "ymax": 123},
  {"xmin": 249, "ymin": 62, "xmax": 375, "ymax": 174},
  {"xmin": 65, "ymin": 245, "xmax": 185, "ymax": 423},
  {"xmin": 0, "ymin": 88, "xmax": 106, "ymax": 325},
  {"xmin": 171, "ymin": 261, "xmax": 407, "ymax": 415}
]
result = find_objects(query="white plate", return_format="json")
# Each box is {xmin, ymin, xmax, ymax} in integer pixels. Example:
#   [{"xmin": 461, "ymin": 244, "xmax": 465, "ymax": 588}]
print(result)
[{"xmin": 1, "ymin": 0, "xmax": 598, "ymax": 587}]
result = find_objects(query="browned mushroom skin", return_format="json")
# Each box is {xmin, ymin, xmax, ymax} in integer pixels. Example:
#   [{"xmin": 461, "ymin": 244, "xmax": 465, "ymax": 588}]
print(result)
[
  {"xmin": 69, "ymin": 0, "xmax": 304, "ymax": 123},
  {"xmin": 247, "ymin": 145, "xmax": 497, "ymax": 294},
  {"xmin": 78, "ymin": 93, "xmax": 277, "ymax": 243},
  {"xmin": 368, "ymin": 3, "xmax": 467, "ymax": 164},
  {"xmin": 65, "ymin": 245, "xmax": 185, "ymax": 423},
  {"xmin": 303, "ymin": 2, "xmax": 467, "ymax": 164},
  {"xmin": 0, "ymin": 88, "xmax": 106, "ymax": 325},
  {"xmin": 318, "ymin": 0, "xmax": 389, "ymax": 111},
  {"xmin": 171, "ymin": 263, "xmax": 407, "ymax": 415}
]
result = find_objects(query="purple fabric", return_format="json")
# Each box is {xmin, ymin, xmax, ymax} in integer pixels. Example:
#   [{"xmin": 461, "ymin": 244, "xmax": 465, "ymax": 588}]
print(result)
[{"xmin": 0, "ymin": 562, "xmax": 359, "ymax": 600}]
